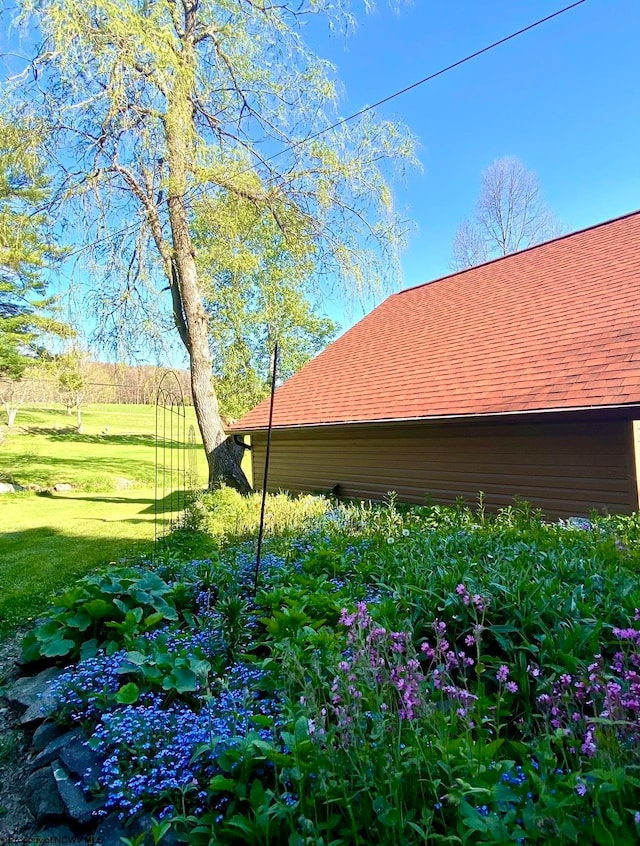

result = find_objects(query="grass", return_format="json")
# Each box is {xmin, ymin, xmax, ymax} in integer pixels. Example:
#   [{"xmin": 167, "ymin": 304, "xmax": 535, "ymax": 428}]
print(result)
[
  {"xmin": 0, "ymin": 489, "xmax": 163, "ymax": 628},
  {"xmin": 0, "ymin": 403, "xmax": 203, "ymax": 631},
  {"xmin": 0, "ymin": 403, "xmax": 201, "ymax": 491}
]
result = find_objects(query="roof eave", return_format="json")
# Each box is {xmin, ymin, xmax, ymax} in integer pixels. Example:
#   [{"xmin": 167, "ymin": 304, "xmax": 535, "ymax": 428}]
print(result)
[{"xmin": 231, "ymin": 401, "xmax": 640, "ymax": 433}]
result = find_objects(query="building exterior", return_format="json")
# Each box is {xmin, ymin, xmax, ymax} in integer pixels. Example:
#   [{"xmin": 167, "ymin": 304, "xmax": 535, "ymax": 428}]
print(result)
[{"xmin": 232, "ymin": 211, "xmax": 640, "ymax": 517}]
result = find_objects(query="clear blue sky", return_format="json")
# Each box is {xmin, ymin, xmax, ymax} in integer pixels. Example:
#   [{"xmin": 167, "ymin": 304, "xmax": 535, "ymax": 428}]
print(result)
[
  {"xmin": 3, "ymin": 1, "xmax": 638, "ymax": 357},
  {"xmin": 303, "ymin": 0, "xmax": 640, "ymax": 327}
]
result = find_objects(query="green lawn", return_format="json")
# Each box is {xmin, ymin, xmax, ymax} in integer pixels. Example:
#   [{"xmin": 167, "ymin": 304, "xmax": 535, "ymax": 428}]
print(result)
[
  {"xmin": 0, "ymin": 404, "xmax": 201, "ymax": 630},
  {"xmin": 0, "ymin": 403, "xmax": 201, "ymax": 491},
  {"xmin": 0, "ymin": 489, "xmax": 160, "ymax": 628}
]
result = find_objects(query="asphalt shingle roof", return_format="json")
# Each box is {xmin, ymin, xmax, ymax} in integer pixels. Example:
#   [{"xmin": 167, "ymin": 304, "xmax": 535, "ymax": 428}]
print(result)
[{"xmin": 232, "ymin": 210, "xmax": 640, "ymax": 431}]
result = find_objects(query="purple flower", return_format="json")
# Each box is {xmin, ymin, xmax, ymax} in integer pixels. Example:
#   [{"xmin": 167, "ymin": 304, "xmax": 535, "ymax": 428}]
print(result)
[
  {"xmin": 472, "ymin": 594, "xmax": 485, "ymax": 612},
  {"xmin": 506, "ymin": 681, "xmax": 518, "ymax": 694},
  {"xmin": 339, "ymin": 608, "xmax": 356, "ymax": 627},
  {"xmin": 496, "ymin": 665, "xmax": 509, "ymax": 683}
]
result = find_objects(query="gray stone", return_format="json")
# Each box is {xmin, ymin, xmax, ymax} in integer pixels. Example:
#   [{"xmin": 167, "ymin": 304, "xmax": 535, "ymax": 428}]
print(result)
[
  {"xmin": 113, "ymin": 477, "xmax": 133, "ymax": 490},
  {"xmin": 52, "ymin": 763, "xmax": 103, "ymax": 825},
  {"xmin": 5, "ymin": 667, "xmax": 63, "ymax": 709},
  {"xmin": 31, "ymin": 727, "xmax": 82, "ymax": 769},
  {"xmin": 95, "ymin": 813, "xmax": 152, "ymax": 846},
  {"xmin": 0, "ymin": 482, "xmax": 15, "ymax": 494},
  {"xmin": 6, "ymin": 666, "xmax": 64, "ymax": 723},
  {"xmin": 25, "ymin": 764, "xmax": 66, "ymax": 824},
  {"xmin": 32, "ymin": 719, "xmax": 66, "ymax": 752},
  {"xmin": 54, "ymin": 483, "xmax": 73, "ymax": 492},
  {"xmin": 59, "ymin": 737, "xmax": 104, "ymax": 786},
  {"xmin": 36, "ymin": 825, "xmax": 80, "ymax": 845}
]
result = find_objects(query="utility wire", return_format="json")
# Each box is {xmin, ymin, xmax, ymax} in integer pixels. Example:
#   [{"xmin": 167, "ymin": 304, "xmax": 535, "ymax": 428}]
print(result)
[
  {"xmin": 59, "ymin": 0, "xmax": 588, "ymax": 261},
  {"xmin": 268, "ymin": 0, "xmax": 588, "ymax": 160}
]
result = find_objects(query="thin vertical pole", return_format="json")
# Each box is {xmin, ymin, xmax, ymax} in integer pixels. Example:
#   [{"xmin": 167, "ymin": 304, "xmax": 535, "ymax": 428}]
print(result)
[{"xmin": 254, "ymin": 341, "xmax": 279, "ymax": 596}]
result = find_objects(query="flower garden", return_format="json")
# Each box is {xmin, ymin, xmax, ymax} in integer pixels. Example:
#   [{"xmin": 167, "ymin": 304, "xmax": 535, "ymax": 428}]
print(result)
[{"xmin": 19, "ymin": 490, "xmax": 640, "ymax": 844}]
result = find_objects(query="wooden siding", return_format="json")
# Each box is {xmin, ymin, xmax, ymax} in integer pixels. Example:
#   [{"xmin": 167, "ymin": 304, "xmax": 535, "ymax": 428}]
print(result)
[{"xmin": 250, "ymin": 418, "xmax": 638, "ymax": 518}]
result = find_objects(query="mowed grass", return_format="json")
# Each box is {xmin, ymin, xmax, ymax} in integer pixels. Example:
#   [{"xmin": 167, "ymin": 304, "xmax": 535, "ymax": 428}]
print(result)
[
  {"xmin": 1, "ymin": 403, "xmax": 200, "ymax": 491},
  {"xmin": 0, "ymin": 490, "xmax": 161, "ymax": 628},
  {"xmin": 0, "ymin": 404, "xmax": 201, "ymax": 630}
]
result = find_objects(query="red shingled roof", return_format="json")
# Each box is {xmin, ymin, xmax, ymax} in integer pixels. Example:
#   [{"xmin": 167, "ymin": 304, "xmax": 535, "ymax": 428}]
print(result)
[{"xmin": 232, "ymin": 211, "xmax": 640, "ymax": 431}]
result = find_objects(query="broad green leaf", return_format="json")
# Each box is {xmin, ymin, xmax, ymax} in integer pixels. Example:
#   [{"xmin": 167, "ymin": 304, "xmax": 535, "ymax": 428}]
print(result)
[{"xmin": 115, "ymin": 682, "xmax": 140, "ymax": 705}]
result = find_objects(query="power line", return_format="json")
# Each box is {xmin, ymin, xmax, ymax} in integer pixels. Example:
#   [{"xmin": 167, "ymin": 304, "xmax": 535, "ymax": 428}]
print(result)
[
  {"xmin": 267, "ymin": 0, "xmax": 588, "ymax": 161},
  {"xmin": 59, "ymin": 0, "xmax": 588, "ymax": 261}
]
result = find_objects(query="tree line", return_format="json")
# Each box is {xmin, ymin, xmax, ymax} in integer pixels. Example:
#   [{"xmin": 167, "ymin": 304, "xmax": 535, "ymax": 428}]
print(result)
[{"xmin": 0, "ymin": 360, "xmax": 192, "ymax": 431}]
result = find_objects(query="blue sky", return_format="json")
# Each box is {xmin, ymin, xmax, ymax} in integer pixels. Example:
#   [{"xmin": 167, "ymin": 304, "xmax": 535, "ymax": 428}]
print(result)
[
  {"xmin": 304, "ymin": 0, "xmax": 640, "ymax": 326},
  {"xmin": 3, "ymin": 0, "xmax": 638, "ymax": 360}
]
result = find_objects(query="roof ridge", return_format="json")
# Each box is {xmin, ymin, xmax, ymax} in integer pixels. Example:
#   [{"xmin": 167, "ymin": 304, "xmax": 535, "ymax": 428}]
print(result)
[{"xmin": 395, "ymin": 207, "xmax": 640, "ymax": 297}]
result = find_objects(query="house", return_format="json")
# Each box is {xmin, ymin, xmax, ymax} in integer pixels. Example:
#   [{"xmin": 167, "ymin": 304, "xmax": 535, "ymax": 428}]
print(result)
[{"xmin": 231, "ymin": 211, "xmax": 640, "ymax": 518}]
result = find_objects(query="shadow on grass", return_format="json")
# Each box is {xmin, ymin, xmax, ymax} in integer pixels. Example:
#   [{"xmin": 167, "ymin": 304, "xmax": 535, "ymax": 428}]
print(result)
[
  {"xmin": 21, "ymin": 428, "xmax": 158, "ymax": 448},
  {"xmin": 46, "ymin": 490, "xmax": 191, "ymax": 515},
  {"xmin": 10, "ymin": 452, "xmax": 156, "ymax": 482},
  {"xmin": 0, "ymin": 525, "xmax": 155, "ymax": 632}
]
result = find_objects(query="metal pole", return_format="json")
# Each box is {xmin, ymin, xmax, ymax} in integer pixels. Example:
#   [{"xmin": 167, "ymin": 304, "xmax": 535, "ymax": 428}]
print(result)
[{"xmin": 254, "ymin": 341, "xmax": 279, "ymax": 596}]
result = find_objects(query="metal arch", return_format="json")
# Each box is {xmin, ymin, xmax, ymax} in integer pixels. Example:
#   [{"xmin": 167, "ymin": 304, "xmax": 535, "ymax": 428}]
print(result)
[
  {"xmin": 154, "ymin": 370, "xmax": 187, "ymax": 548},
  {"xmin": 187, "ymin": 424, "xmax": 199, "ymax": 494}
]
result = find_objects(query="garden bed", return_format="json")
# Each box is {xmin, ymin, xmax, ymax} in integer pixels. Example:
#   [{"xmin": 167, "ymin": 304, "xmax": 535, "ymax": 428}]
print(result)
[{"xmin": 6, "ymin": 490, "xmax": 640, "ymax": 844}]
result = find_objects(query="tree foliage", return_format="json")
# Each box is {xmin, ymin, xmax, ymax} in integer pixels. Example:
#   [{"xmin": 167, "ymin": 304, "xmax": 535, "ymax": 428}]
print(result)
[
  {"xmin": 193, "ymin": 193, "xmax": 338, "ymax": 420},
  {"xmin": 0, "ymin": 118, "xmax": 68, "ymax": 379},
  {"xmin": 451, "ymin": 157, "xmax": 561, "ymax": 270},
  {"xmin": 10, "ymin": 0, "xmax": 414, "ymax": 489}
]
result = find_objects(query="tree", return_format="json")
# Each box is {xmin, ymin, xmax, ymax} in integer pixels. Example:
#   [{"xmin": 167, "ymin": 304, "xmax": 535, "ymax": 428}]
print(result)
[
  {"xmin": 193, "ymin": 194, "xmax": 338, "ymax": 420},
  {"xmin": 56, "ymin": 348, "xmax": 87, "ymax": 432},
  {"xmin": 0, "ymin": 118, "xmax": 68, "ymax": 383},
  {"xmin": 451, "ymin": 157, "xmax": 561, "ymax": 270},
  {"xmin": 10, "ymin": 0, "xmax": 414, "ymax": 491}
]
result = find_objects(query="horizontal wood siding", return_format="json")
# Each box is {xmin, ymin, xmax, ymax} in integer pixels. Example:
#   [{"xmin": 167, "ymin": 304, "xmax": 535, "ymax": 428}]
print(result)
[{"xmin": 250, "ymin": 418, "xmax": 638, "ymax": 518}]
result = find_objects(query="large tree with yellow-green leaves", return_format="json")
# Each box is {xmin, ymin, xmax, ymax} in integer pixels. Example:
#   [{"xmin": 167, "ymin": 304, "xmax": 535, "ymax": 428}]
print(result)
[{"xmin": 10, "ymin": 0, "xmax": 414, "ymax": 490}]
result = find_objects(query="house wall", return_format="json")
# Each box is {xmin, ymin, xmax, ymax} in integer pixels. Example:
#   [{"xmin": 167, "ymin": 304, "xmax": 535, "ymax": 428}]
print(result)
[{"xmin": 249, "ymin": 417, "xmax": 638, "ymax": 518}]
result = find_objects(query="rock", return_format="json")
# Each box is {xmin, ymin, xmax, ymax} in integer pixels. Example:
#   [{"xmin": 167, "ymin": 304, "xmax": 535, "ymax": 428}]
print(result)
[
  {"xmin": 0, "ymin": 482, "xmax": 15, "ymax": 494},
  {"xmin": 5, "ymin": 667, "xmax": 63, "ymax": 717},
  {"xmin": 52, "ymin": 763, "xmax": 103, "ymax": 825},
  {"xmin": 37, "ymin": 825, "xmax": 79, "ymax": 845},
  {"xmin": 59, "ymin": 737, "xmax": 104, "ymax": 786},
  {"xmin": 31, "ymin": 727, "xmax": 82, "ymax": 770},
  {"xmin": 32, "ymin": 720, "xmax": 66, "ymax": 752},
  {"xmin": 113, "ymin": 477, "xmax": 133, "ymax": 490},
  {"xmin": 25, "ymin": 765, "xmax": 66, "ymax": 824},
  {"xmin": 53, "ymin": 483, "xmax": 73, "ymax": 492},
  {"xmin": 94, "ymin": 813, "xmax": 127, "ymax": 846},
  {"xmin": 95, "ymin": 813, "xmax": 154, "ymax": 846}
]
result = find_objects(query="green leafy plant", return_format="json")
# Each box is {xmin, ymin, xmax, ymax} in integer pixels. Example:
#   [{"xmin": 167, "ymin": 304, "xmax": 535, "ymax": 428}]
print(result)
[{"xmin": 22, "ymin": 567, "xmax": 182, "ymax": 662}]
